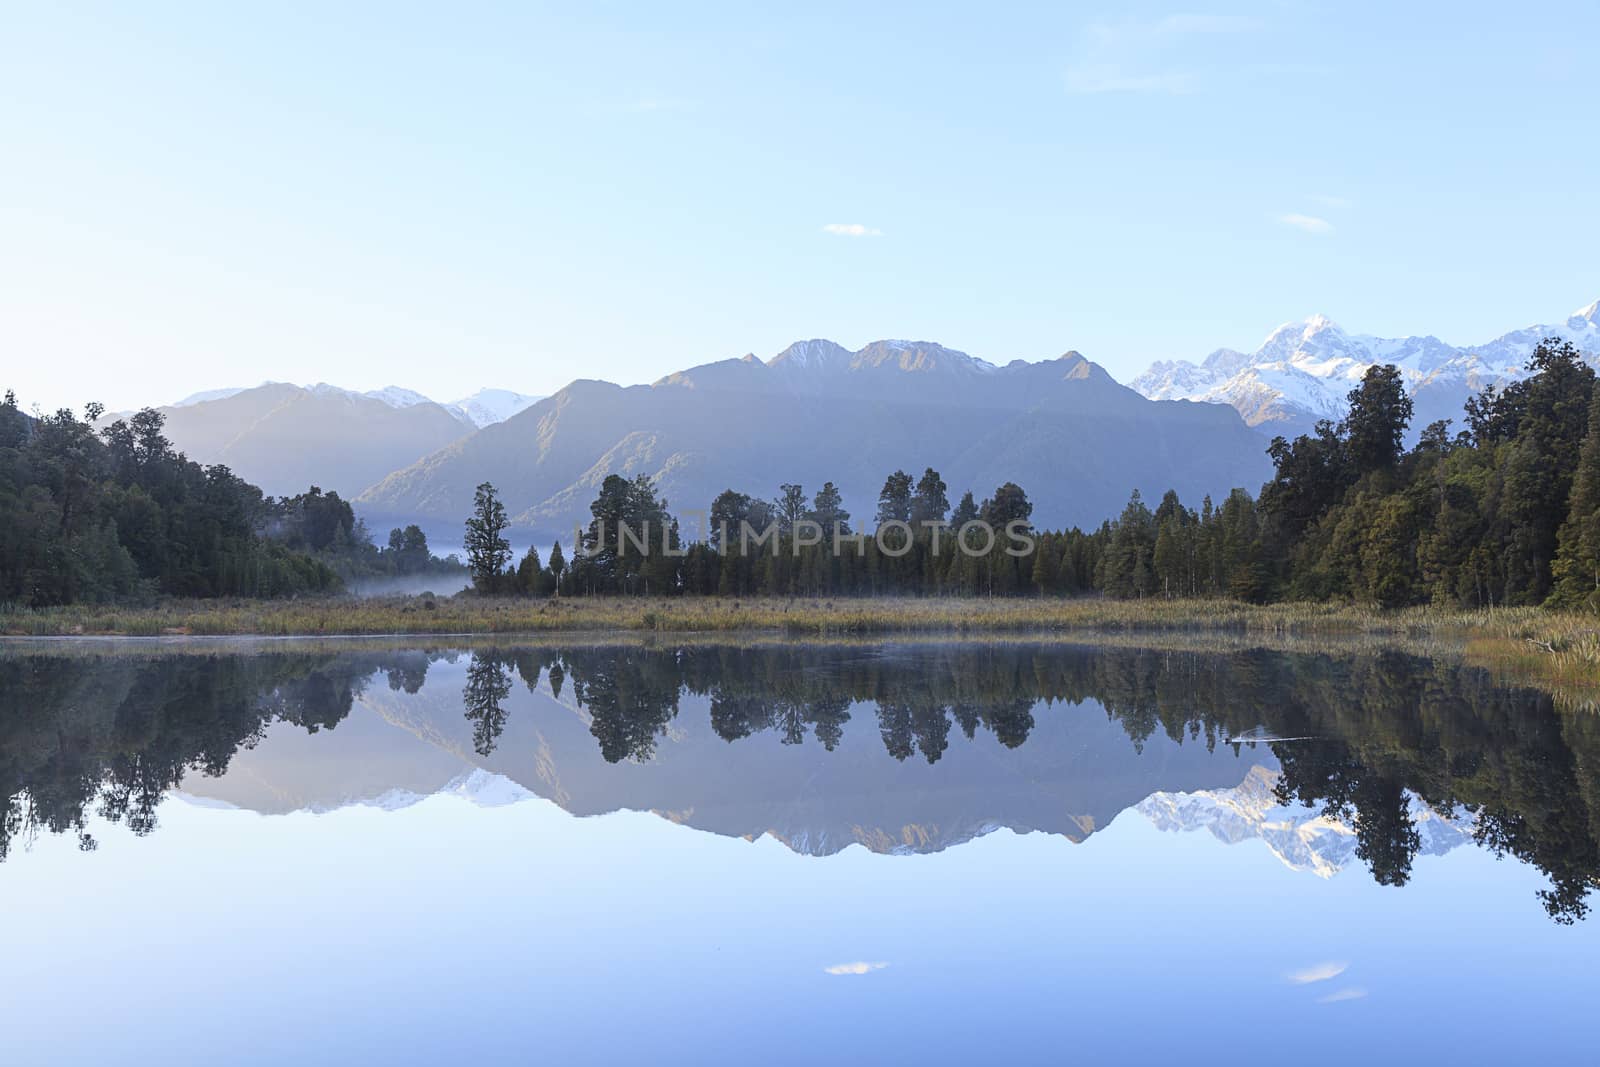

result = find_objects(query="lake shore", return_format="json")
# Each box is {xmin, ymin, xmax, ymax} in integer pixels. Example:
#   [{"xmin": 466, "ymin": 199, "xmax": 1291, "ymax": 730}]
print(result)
[{"xmin": 4, "ymin": 594, "xmax": 1599, "ymax": 698}]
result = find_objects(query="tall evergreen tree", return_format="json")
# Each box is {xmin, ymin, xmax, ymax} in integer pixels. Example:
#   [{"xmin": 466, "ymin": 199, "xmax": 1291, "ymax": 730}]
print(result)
[
  {"xmin": 1552, "ymin": 389, "xmax": 1600, "ymax": 608},
  {"xmin": 875, "ymin": 469, "xmax": 913, "ymax": 525},
  {"xmin": 1343, "ymin": 364, "xmax": 1413, "ymax": 476},
  {"xmin": 464, "ymin": 482, "xmax": 512, "ymax": 593},
  {"xmin": 774, "ymin": 483, "xmax": 807, "ymax": 533},
  {"xmin": 910, "ymin": 467, "xmax": 950, "ymax": 525},
  {"xmin": 951, "ymin": 491, "xmax": 979, "ymax": 527},
  {"xmin": 809, "ymin": 482, "xmax": 851, "ymax": 535}
]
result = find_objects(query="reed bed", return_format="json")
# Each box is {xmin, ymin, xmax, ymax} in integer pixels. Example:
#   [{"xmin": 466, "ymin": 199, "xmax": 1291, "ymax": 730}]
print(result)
[
  {"xmin": 1, "ymin": 594, "xmax": 1431, "ymax": 639},
  {"xmin": 5, "ymin": 594, "xmax": 1599, "ymax": 706}
]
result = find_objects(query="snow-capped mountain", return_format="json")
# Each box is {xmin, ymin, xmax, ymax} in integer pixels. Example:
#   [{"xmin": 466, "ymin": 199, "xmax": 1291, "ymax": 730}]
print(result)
[
  {"xmin": 1138, "ymin": 765, "xmax": 1473, "ymax": 878},
  {"xmin": 355, "ymin": 385, "xmax": 544, "ymax": 427},
  {"xmin": 447, "ymin": 388, "xmax": 543, "ymax": 428},
  {"xmin": 359, "ymin": 385, "xmax": 436, "ymax": 409},
  {"xmin": 1131, "ymin": 299, "xmax": 1600, "ymax": 439},
  {"xmin": 358, "ymin": 338, "xmax": 1271, "ymax": 533},
  {"xmin": 170, "ymin": 382, "xmax": 543, "ymax": 429}
]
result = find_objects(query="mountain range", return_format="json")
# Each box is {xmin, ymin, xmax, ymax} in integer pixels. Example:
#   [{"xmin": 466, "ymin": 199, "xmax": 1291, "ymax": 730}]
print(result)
[
  {"xmin": 355, "ymin": 340, "xmax": 1270, "ymax": 535},
  {"xmin": 122, "ymin": 383, "xmax": 542, "ymax": 498},
  {"xmin": 1132, "ymin": 299, "xmax": 1600, "ymax": 440},
  {"xmin": 126, "ymin": 299, "xmax": 1600, "ymax": 533}
]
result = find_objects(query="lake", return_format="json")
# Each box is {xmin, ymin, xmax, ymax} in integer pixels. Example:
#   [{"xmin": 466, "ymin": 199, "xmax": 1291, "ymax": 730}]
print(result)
[{"xmin": 2, "ymin": 637, "xmax": 1597, "ymax": 1064}]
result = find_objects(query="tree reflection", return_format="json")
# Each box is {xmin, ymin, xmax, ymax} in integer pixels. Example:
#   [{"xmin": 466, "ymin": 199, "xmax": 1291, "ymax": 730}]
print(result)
[
  {"xmin": 462, "ymin": 653, "xmax": 513, "ymax": 757},
  {"xmin": 0, "ymin": 652, "xmax": 371, "ymax": 861},
  {"xmin": 3, "ymin": 640, "xmax": 1598, "ymax": 923}
]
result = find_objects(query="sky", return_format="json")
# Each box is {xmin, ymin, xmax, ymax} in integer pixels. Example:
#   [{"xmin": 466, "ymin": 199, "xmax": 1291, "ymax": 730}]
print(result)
[{"xmin": 3, "ymin": 1, "xmax": 1598, "ymax": 413}]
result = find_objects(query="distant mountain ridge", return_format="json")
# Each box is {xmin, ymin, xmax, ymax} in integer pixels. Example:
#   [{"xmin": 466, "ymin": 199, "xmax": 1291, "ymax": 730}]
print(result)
[
  {"xmin": 126, "ymin": 383, "xmax": 477, "ymax": 499},
  {"xmin": 357, "ymin": 338, "xmax": 1272, "ymax": 535},
  {"xmin": 172, "ymin": 382, "xmax": 543, "ymax": 429},
  {"xmin": 1132, "ymin": 299, "xmax": 1600, "ymax": 439}
]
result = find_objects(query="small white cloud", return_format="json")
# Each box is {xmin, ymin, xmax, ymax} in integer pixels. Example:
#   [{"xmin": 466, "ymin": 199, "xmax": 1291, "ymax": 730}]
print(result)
[
  {"xmin": 823, "ymin": 961, "xmax": 888, "ymax": 975},
  {"xmin": 1280, "ymin": 213, "xmax": 1334, "ymax": 234},
  {"xmin": 1309, "ymin": 193, "xmax": 1350, "ymax": 209},
  {"xmin": 1317, "ymin": 987, "xmax": 1368, "ymax": 1004},
  {"xmin": 821, "ymin": 223, "xmax": 883, "ymax": 238},
  {"xmin": 1287, "ymin": 961, "xmax": 1348, "ymax": 984}
]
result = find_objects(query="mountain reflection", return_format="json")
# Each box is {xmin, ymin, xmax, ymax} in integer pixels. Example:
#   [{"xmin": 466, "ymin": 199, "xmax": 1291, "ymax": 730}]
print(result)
[{"xmin": 2, "ymin": 640, "xmax": 1598, "ymax": 923}]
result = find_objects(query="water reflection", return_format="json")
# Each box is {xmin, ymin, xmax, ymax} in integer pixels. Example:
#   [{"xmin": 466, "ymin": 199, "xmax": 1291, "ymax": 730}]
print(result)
[{"xmin": 2, "ymin": 640, "xmax": 1597, "ymax": 923}]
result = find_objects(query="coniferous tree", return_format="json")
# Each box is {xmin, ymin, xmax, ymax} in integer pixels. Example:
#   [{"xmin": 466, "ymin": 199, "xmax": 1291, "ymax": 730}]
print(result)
[
  {"xmin": 516, "ymin": 545, "xmax": 545, "ymax": 596},
  {"xmin": 875, "ymin": 470, "xmax": 913, "ymax": 526},
  {"xmin": 809, "ymin": 482, "xmax": 851, "ymax": 535},
  {"xmin": 548, "ymin": 541, "xmax": 567, "ymax": 596},
  {"xmin": 464, "ymin": 482, "xmax": 512, "ymax": 594},
  {"xmin": 911, "ymin": 467, "xmax": 950, "ymax": 525},
  {"xmin": 774, "ymin": 483, "xmax": 807, "ymax": 533},
  {"xmin": 951, "ymin": 491, "xmax": 979, "ymax": 527},
  {"xmin": 1343, "ymin": 364, "xmax": 1413, "ymax": 476},
  {"xmin": 1552, "ymin": 389, "xmax": 1600, "ymax": 608}
]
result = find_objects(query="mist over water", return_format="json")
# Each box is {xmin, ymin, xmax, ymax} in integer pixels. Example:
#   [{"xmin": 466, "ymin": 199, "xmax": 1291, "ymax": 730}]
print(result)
[{"xmin": 346, "ymin": 573, "xmax": 471, "ymax": 598}]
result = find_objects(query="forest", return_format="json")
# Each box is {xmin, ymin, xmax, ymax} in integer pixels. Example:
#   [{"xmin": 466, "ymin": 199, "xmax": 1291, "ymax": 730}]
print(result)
[
  {"xmin": 7, "ymin": 334, "xmax": 1599, "ymax": 612},
  {"xmin": 0, "ymin": 394, "xmax": 460, "ymax": 606},
  {"xmin": 468, "ymin": 338, "xmax": 1600, "ymax": 611}
]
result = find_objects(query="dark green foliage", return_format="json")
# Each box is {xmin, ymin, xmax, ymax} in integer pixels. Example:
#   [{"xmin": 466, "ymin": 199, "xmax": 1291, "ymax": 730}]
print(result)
[
  {"xmin": 0, "ymin": 396, "xmax": 340, "ymax": 605},
  {"xmin": 1344, "ymin": 364, "xmax": 1414, "ymax": 475},
  {"xmin": 911, "ymin": 467, "xmax": 949, "ymax": 525},
  {"xmin": 464, "ymin": 481, "xmax": 512, "ymax": 593},
  {"xmin": 875, "ymin": 469, "xmax": 913, "ymax": 525},
  {"xmin": 1551, "ymin": 390, "xmax": 1600, "ymax": 609},
  {"xmin": 460, "ymin": 341, "xmax": 1595, "ymax": 611}
]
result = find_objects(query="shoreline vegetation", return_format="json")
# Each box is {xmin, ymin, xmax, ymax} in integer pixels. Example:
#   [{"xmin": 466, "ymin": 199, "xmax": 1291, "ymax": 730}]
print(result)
[
  {"xmin": 4, "ymin": 594, "xmax": 1599, "ymax": 706},
  {"xmin": 8, "ymin": 342, "xmax": 1600, "ymax": 706}
]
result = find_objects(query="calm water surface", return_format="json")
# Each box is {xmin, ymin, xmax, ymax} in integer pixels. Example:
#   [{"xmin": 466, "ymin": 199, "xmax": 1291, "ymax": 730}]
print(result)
[{"xmin": 2, "ymin": 638, "xmax": 1597, "ymax": 1064}]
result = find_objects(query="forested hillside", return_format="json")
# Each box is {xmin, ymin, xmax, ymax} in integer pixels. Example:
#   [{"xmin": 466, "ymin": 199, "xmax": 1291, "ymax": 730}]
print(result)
[
  {"xmin": 472, "ymin": 338, "xmax": 1600, "ymax": 611},
  {"xmin": 0, "ymin": 394, "xmax": 458, "ymax": 607}
]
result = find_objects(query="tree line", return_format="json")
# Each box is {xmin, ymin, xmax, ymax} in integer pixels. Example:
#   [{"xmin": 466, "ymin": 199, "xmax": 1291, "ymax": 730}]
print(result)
[
  {"xmin": 11, "ymin": 332, "xmax": 1598, "ymax": 611},
  {"xmin": 0, "ymin": 394, "xmax": 460, "ymax": 606},
  {"xmin": 462, "ymin": 337, "xmax": 1600, "ymax": 610}
]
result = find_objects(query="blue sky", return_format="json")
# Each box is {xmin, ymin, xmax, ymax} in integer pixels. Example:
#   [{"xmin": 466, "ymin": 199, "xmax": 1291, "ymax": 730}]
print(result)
[{"xmin": 3, "ymin": 1, "xmax": 1598, "ymax": 411}]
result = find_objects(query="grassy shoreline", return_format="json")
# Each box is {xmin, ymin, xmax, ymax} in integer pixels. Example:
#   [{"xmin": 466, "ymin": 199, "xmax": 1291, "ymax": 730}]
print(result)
[{"xmin": 4, "ymin": 594, "xmax": 1598, "ymax": 703}]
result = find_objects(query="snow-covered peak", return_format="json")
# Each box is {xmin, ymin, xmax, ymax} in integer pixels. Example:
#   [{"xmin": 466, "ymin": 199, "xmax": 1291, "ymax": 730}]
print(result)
[
  {"xmin": 1255, "ymin": 314, "xmax": 1363, "ymax": 372},
  {"xmin": 1129, "ymin": 299, "xmax": 1600, "ymax": 437},
  {"xmin": 447, "ymin": 388, "xmax": 543, "ymax": 428},
  {"xmin": 768, "ymin": 339, "xmax": 853, "ymax": 370},
  {"xmin": 364, "ymin": 385, "xmax": 435, "ymax": 409},
  {"xmin": 307, "ymin": 382, "xmax": 365, "ymax": 403}
]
